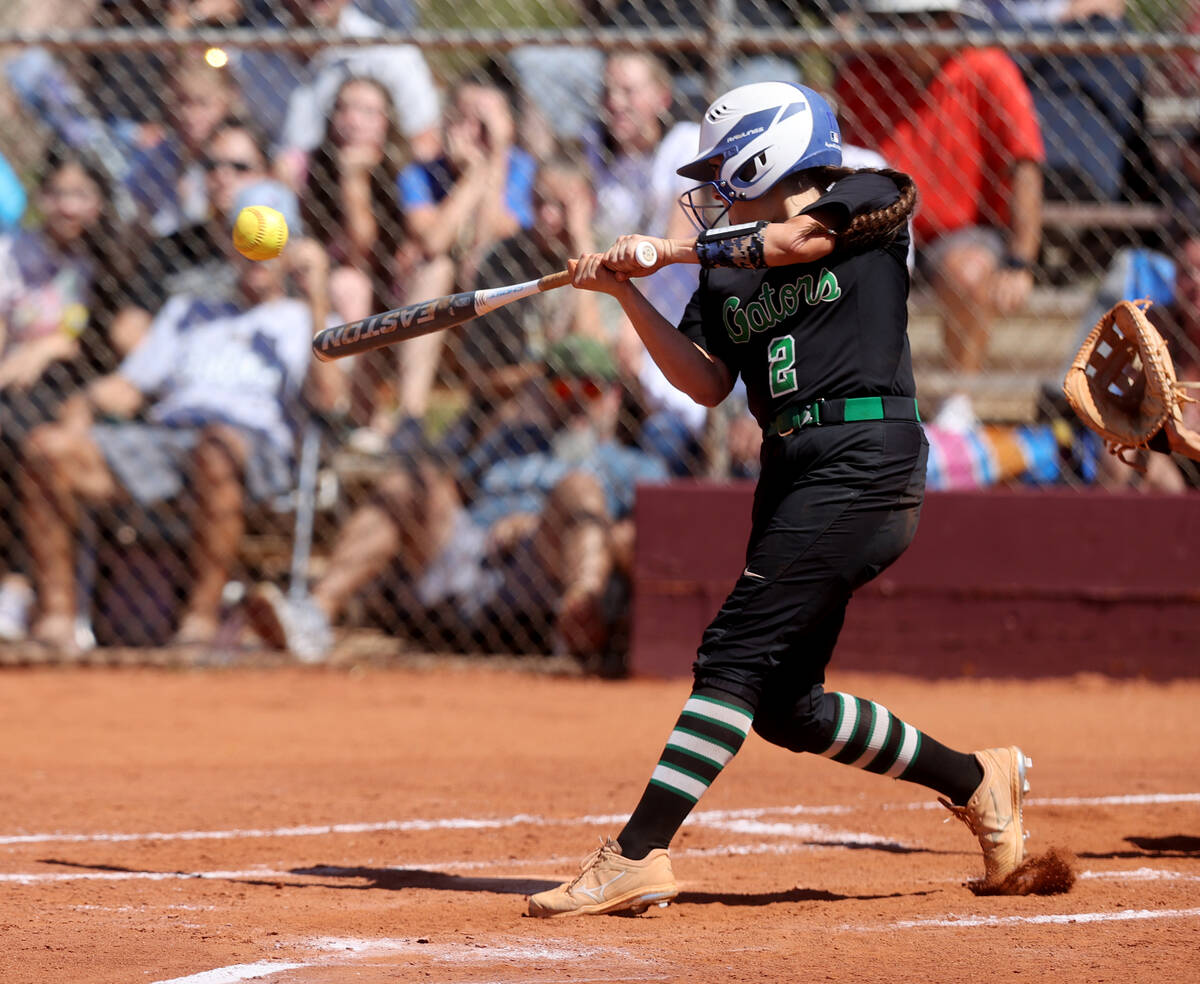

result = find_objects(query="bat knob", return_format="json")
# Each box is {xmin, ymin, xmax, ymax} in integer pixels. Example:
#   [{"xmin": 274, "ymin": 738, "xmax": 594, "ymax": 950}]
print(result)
[{"xmin": 635, "ymin": 241, "xmax": 659, "ymax": 268}]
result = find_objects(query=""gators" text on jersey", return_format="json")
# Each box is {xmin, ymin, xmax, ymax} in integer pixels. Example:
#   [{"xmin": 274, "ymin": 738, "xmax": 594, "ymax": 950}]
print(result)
[{"xmin": 721, "ymin": 269, "xmax": 842, "ymax": 344}]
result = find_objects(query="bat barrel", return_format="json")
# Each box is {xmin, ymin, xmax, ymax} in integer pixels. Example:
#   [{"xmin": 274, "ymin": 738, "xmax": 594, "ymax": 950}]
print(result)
[
  {"xmin": 310, "ymin": 265, "xmax": 582, "ymax": 362},
  {"xmin": 311, "ymin": 289, "xmax": 478, "ymax": 361}
]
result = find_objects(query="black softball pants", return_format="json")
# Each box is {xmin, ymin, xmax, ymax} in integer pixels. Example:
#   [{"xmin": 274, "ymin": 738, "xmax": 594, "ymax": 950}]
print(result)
[{"xmin": 692, "ymin": 419, "xmax": 928, "ymax": 749}]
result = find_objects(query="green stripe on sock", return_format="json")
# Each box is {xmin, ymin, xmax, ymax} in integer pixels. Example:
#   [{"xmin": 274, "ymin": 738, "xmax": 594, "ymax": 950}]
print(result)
[
  {"xmin": 648, "ymin": 777, "xmax": 700, "ymax": 803},
  {"xmin": 685, "ymin": 695, "xmax": 753, "ymax": 736},
  {"xmin": 657, "ymin": 760, "xmax": 711, "ymax": 788},
  {"xmin": 863, "ymin": 713, "xmax": 901, "ymax": 774}
]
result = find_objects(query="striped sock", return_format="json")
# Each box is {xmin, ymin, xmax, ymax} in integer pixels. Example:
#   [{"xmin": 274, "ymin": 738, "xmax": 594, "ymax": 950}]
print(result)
[
  {"xmin": 815, "ymin": 692, "xmax": 982, "ymax": 804},
  {"xmin": 618, "ymin": 689, "xmax": 754, "ymax": 860}
]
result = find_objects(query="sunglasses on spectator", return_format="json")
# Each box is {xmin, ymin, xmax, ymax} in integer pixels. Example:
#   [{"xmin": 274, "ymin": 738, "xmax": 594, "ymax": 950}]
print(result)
[
  {"xmin": 200, "ymin": 157, "xmax": 258, "ymax": 173},
  {"xmin": 551, "ymin": 377, "xmax": 605, "ymax": 401}
]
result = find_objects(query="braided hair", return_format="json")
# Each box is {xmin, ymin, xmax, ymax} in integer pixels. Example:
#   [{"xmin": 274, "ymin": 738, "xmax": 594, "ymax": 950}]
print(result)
[{"xmin": 800, "ymin": 167, "xmax": 918, "ymax": 252}]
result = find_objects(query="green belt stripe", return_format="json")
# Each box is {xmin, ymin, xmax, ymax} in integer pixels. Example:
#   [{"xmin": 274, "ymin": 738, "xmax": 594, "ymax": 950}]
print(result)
[{"xmin": 843, "ymin": 396, "xmax": 883, "ymax": 421}]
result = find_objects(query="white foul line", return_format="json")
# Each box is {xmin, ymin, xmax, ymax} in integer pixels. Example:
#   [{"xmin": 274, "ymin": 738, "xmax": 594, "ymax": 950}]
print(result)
[
  {"xmin": 150, "ymin": 962, "xmax": 307, "ymax": 984},
  {"xmin": 891, "ymin": 792, "xmax": 1200, "ymax": 812},
  {"xmin": 4, "ymin": 792, "xmax": 1196, "ymax": 849},
  {"xmin": 876, "ymin": 907, "xmax": 1200, "ymax": 931}
]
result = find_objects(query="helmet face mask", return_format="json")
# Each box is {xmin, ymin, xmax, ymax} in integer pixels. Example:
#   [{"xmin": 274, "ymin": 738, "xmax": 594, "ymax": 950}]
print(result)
[
  {"xmin": 679, "ymin": 171, "xmax": 737, "ymax": 232},
  {"xmin": 676, "ymin": 81, "xmax": 843, "ymax": 231}
]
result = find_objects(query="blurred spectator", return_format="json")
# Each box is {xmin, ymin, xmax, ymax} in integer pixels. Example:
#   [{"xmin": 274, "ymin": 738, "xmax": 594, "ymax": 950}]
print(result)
[
  {"xmin": 0, "ymin": 144, "xmax": 127, "ymax": 641},
  {"xmin": 295, "ymin": 75, "xmax": 410, "ymax": 431},
  {"xmin": 246, "ymin": 337, "xmax": 668, "ymax": 664},
  {"xmin": 984, "ymin": 1, "xmax": 1143, "ymax": 202},
  {"xmin": 113, "ymin": 116, "xmax": 270, "ymax": 360},
  {"xmin": 837, "ymin": 0, "xmax": 1045, "ymax": 414},
  {"xmin": 391, "ymin": 78, "xmax": 536, "ymax": 427},
  {"xmin": 4, "ymin": 47, "xmax": 138, "ymax": 221},
  {"xmin": 19, "ymin": 182, "xmax": 331, "ymax": 653},
  {"xmin": 294, "ymin": 75, "xmax": 409, "ymax": 307},
  {"xmin": 4, "ymin": 3, "xmax": 248, "ymax": 203},
  {"xmin": 255, "ymin": 0, "xmax": 439, "ymax": 163},
  {"xmin": 437, "ymin": 157, "xmax": 606, "ymax": 477},
  {"xmin": 399, "ymin": 78, "xmax": 534, "ymax": 286},
  {"xmin": 126, "ymin": 55, "xmax": 245, "ymax": 237},
  {"xmin": 0, "ymin": 154, "xmax": 27, "ymax": 233},
  {"xmin": 584, "ymin": 52, "xmax": 705, "ymax": 474}
]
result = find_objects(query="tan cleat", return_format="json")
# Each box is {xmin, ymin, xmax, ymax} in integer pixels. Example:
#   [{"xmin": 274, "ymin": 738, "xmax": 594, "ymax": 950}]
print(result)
[
  {"xmin": 528, "ymin": 839, "xmax": 678, "ymax": 918},
  {"xmin": 940, "ymin": 746, "xmax": 1032, "ymax": 885}
]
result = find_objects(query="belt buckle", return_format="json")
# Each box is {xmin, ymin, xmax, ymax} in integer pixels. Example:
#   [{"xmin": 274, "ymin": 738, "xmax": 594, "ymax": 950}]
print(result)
[{"xmin": 777, "ymin": 402, "xmax": 815, "ymax": 437}]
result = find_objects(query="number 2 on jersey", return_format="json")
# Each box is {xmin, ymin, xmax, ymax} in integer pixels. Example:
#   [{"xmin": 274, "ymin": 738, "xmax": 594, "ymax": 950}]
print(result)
[{"xmin": 768, "ymin": 336, "xmax": 798, "ymax": 398}]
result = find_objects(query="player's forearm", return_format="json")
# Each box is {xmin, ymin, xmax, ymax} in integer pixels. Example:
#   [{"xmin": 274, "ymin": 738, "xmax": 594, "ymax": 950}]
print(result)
[
  {"xmin": 613, "ymin": 283, "xmax": 733, "ymax": 407},
  {"xmin": 1008, "ymin": 160, "xmax": 1043, "ymax": 266},
  {"xmin": 659, "ymin": 215, "xmax": 836, "ymax": 269}
]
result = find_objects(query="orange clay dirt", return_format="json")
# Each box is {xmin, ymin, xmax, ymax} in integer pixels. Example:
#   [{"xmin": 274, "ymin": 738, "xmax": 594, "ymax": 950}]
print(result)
[{"xmin": 2, "ymin": 661, "xmax": 1198, "ymax": 983}]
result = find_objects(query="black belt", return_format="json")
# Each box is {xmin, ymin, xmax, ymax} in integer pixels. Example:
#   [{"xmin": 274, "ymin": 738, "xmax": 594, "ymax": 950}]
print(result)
[{"xmin": 766, "ymin": 396, "xmax": 921, "ymax": 437}]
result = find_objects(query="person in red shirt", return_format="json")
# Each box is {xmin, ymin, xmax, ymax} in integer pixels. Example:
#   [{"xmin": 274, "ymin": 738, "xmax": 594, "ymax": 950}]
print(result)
[{"xmin": 837, "ymin": 0, "xmax": 1045, "ymax": 398}]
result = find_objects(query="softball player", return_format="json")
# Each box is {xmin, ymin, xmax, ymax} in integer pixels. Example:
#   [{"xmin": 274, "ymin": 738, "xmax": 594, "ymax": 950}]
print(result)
[{"xmin": 529, "ymin": 82, "xmax": 1031, "ymax": 918}]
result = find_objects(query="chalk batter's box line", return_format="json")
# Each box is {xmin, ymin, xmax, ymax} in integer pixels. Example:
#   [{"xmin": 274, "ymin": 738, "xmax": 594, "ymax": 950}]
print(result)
[
  {"xmin": 4, "ymin": 847, "xmax": 1200, "ymax": 884},
  {"xmin": 3, "ymin": 792, "xmax": 1197, "ymax": 848}
]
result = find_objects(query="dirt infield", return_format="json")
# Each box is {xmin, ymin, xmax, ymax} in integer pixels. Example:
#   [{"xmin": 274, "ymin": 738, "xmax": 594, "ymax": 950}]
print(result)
[{"xmin": 3, "ymin": 662, "xmax": 1199, "ymax": 983}]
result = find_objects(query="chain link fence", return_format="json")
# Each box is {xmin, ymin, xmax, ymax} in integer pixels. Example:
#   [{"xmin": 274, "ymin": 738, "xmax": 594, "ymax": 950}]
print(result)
[{"xmin": 0, "ymin": 0, "xmax": 1197, "ymax": 667}]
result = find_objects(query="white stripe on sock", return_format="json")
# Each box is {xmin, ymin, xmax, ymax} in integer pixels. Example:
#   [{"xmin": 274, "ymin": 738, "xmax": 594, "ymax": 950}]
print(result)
[
  {"xmin": 683, "ymin": 697, "xmax": 753, "ymax": 738},
  {"xmin": 849, "ymin": 703, "xmax": 893, "ymax": 770},
  {"xmin": 820, "ymin": 693, "xmax": 859, "ymax": 758},
  {"xmin": 651, "ymin": 763, "xmax": 709, "ymax": 802},
  {"xmin": 884, "ymin": 722, "xmax": 920, "ymax": 778},
  {"xmin": 666, "ymin": 729, "xmax": 737, "ymax": 769}
]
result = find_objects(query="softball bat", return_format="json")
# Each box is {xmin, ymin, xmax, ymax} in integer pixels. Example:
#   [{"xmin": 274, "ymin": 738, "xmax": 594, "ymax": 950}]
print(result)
[{"xmin": 312, "ymin": 241, "xmax": 659, "ymax": 362}]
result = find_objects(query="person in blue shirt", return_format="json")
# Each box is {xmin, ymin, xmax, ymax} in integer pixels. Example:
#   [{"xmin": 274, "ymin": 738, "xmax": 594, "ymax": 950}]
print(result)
[{"xmin": 390, "ymin": 77, "xmax": 536, "ymax": 430}]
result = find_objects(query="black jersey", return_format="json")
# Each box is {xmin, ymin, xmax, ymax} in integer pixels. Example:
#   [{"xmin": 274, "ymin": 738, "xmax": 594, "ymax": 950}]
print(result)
[{"xmin": 677, "ymin": 173, "xmax": 915, "ymax": 430}]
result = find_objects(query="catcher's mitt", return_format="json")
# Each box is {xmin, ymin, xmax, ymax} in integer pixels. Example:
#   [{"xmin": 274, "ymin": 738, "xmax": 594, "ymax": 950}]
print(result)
[{"xmin": 1062, "ymin": 299, "xmax": 1200, "ymax": 468}]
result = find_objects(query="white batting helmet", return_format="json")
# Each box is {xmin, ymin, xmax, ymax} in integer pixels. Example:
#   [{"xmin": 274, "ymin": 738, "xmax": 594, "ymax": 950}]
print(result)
[{"xmin": 677, "ymin": 81, "xmax": 842, "ymax": 229}]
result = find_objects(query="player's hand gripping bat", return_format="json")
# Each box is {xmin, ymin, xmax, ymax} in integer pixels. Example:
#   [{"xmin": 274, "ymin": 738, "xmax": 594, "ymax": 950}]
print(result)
[{"xmin": 312, "ymin": 241, "xmax": 659, "ymax": 362}]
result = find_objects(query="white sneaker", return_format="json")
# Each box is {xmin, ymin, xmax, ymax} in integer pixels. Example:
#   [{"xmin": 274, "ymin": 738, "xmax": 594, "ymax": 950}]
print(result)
[
  {"xmin": 245, "ymin": 583, "xmax": 332, "ymax": 664},
  {"xmin": 0, "ymin": 576, "xmax": 33, "ymax": 642}
]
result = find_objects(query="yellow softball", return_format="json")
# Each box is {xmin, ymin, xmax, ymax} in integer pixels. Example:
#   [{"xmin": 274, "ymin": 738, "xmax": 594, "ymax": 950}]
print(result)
[{"xmin": 232, "ymin": 205, "xmax": 289, "ymax": 261}]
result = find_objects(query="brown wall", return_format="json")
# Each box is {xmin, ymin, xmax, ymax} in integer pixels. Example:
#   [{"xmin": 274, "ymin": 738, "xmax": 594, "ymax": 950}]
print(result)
[{"xmin": 630, "ymin": 482, "xmax": 1200, "ymax": 680}]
